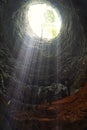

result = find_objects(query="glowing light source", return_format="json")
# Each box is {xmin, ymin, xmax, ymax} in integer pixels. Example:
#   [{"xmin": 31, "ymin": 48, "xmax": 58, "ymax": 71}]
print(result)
[{"xmin": 28, "ymin": 3, "xmax": 62, "ymax": 41}]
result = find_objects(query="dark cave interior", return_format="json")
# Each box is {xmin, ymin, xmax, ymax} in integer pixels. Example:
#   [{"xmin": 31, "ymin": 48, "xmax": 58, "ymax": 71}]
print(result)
[{"xmin": 0, "ymin": 0, "xmax": 87, "ymax": 130}]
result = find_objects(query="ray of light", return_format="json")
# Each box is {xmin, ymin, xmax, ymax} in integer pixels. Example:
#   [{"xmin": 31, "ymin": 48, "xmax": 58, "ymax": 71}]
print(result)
[{"xmin": 7, "ymin": 2, "xmax": 62, "ymax": 113}]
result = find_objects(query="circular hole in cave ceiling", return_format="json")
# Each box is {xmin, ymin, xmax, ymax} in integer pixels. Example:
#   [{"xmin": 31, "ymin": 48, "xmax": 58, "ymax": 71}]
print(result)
[
  {"xmin": 26, "ymin": 2, "xmax": 62, "ymax": 41},
  {"xmin": 1, "ymin": 0, "xmax": 86, "ymax": 104}
]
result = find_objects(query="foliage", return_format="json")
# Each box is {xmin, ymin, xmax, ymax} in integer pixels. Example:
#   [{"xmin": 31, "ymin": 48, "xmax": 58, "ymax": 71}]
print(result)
[{"xmin": 44, "ymin": 10, "xmax": 55, "ymax": 23}]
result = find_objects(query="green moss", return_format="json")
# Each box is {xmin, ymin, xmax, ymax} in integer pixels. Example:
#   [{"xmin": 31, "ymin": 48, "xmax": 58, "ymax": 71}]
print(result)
[
  {"xmin": 52, "ymin": 28, "xmax": 57, "ymax": 37},
  {"xmin": 44, "ymin": 10, "xmax": 55, "ymax": 23}
]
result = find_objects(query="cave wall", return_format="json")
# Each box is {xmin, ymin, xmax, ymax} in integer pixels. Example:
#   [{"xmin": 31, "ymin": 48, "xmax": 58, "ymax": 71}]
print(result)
[{"xmin": 0, "ymin": 0, "xmax": 87, "ymax": 130}]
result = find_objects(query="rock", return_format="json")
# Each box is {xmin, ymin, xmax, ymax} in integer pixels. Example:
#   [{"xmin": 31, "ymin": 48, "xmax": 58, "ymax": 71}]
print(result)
[{"xmin": 6, "ymin": 83, "xmax": 87, "ymax": 130}]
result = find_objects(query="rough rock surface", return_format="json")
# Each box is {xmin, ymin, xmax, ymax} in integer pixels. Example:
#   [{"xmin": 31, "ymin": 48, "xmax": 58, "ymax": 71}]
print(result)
[
  {"xmin": 0, "ymin": 0, "xmax": 87, "ymax": 98},
  {"xmin": 0, "ymin": 0, "xmax": 87, "ymax": 129},
  {"xmin": 0, "ymin": 83, "xmax": 87, "ymax": 130}
]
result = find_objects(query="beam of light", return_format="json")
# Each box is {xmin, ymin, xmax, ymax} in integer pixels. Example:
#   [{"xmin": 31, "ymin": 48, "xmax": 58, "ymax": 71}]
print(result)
[
  {"xmin": 6, "ymin": 2, "xmax": 62, "ymax": 119},
  {"xmin": 28, "ymin": 3, "xmax": 62, "ymax": 41},
  {"xmin": 7, "ymin": 36, "xmax": 45, "ymax": 110}
]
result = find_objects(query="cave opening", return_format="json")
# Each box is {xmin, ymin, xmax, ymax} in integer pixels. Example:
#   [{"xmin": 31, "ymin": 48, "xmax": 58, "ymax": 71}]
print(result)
[
  {"xmin": 0, "ymin": 0, "xmax": 86, "ymax": 105},
  {"xmin": 0, "ymin": 0, "xmax": 87, "ymax": 129},
  {"xmin": 27, "ymin": 3, "xmax": 62, "ymax": 41}
]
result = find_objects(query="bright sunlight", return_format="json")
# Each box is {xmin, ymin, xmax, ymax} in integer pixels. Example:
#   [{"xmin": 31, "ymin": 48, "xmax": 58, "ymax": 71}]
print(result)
[{"xmin": 28, "ymin": 3, "xmax": 62, "ymax": 41}]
